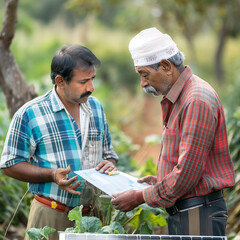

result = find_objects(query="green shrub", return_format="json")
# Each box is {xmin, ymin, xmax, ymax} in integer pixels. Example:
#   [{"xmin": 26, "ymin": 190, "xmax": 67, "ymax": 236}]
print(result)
[
  {"xmin": 225, "ymin": 108, "xmax": 240, "ymax": 237},
  {"xmin": 0, "ymin": 173, "xmax": 33, "ymax": 235},
  {"xmin": 27, "ymin": 201, "xmax": 167, "ymax": 239}
]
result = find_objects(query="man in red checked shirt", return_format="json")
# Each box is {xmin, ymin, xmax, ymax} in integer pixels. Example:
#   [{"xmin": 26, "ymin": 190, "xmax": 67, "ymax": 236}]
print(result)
[{"xmin": 111, "ymin": 27, "xmax": 235, "ymax": 236}]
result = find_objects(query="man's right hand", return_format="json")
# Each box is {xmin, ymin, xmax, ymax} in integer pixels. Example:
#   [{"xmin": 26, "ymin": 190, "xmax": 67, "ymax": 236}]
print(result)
[
  {"xmin": 137, "ymin": 175, "xmax": 157, "ymax": 185},
  {"xmin": 54, "ymin": 166, "xmax": 81, "ymax": 195},
  {"xmin": 2, "ymin": 162, "xmax": 81, "ymax": 195}
]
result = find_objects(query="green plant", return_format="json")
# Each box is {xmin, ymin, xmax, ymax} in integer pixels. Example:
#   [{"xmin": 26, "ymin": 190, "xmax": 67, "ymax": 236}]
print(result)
[
  {"xmin": 27, "ymin": 197, "xmax": 167, "ymax": 239},
  {"xmin": 0, "ymin": 173, "xmax": 33, "ymax": 234},
  {"xmin": 27, "ymin": 226, "xmax": 56, "ymax": 240},
  {"xmin": 65, "ymin": 205, "xmax": 126, "ymax": 234},
  {"xmin": 109, "ymin": 125, "xmax": 138, "ymax": 173},
  {"xmin": 121, "ymin": 204, "xmax": 167, "ymax": 234},
  {"xmin": 138, "ymin": 157, "xmax": 157, "ymax": 178},
  {"xmin": 225, "ymin": 108, "xmax": 240, "ymax": 237},
  {"xmin": 67, "ymin": 197, "xmax": 167, "ymax": 235}
]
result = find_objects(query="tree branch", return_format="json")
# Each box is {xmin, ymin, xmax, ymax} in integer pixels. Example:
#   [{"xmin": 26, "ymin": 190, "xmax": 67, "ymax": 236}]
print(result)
[
  {"xmin": 0, "ymin": 0, "xmax": 18, "ymax": 49},
  {"xmin": 0, "ymin": 0, "xmax": 38, "ymax": 117}
]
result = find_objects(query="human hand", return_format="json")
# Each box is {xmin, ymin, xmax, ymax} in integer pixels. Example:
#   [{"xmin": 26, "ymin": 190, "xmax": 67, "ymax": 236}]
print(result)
[
  {"xmin": 111, "ymin": 190, "xmax": 145, "ymax": 212},
  {"xmin": 95, "ymin": 159, "xmax": 117, "ymax": 174},
  {"xmin": 137, "ymin": 175, "xmax": 157, "ymax": 185},
  {"xmin": 54, "ymin": 166, "xmax": 81, "ymax": 195}
]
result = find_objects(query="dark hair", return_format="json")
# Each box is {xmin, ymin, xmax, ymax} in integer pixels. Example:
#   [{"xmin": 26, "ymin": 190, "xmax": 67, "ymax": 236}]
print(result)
[{"xmin": 51, "ymin": 45, "xmax": 101, "ymax": 84}]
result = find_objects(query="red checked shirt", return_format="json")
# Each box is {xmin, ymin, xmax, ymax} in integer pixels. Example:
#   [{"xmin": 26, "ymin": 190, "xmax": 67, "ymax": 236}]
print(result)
[{"xmin": 143, "ymin": 66, "xmax": 235, "ymax": 208}]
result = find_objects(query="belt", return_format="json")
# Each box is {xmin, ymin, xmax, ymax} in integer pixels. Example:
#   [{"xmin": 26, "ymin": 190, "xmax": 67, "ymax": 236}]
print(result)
[
  {"xmin": 166, "ymin": 190, "xmax": 223, "ymax": 216},
  {"xmin": 34, "ymin": 195, "xmax": 91, "ymax": 213}
]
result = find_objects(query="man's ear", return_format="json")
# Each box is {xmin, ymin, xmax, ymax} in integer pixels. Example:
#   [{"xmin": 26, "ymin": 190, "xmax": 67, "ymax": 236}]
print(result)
[
  {"xmin": 55, "ymin": 75, "xmax": 65, "ymax": 88},
  {"xmin": 160, "ymin": 59, "xmax": 172, "ymax": 75}
]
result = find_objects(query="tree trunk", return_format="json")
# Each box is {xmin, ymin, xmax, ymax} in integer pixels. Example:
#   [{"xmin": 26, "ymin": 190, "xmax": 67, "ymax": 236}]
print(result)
[
  {"xmin": 214, "ymin": 20, "xmax": 228, "ymax": 85},
  {"xmin": 182, "ymin": 25, "xmax": 198, "ymax": 68},
  {"xmin": 0, "ymin": 0, "xmax": 38, "ymax": 118},
  {"xmin": 174, "ymin": 9, "xmax": 198, "ymax": 68}
]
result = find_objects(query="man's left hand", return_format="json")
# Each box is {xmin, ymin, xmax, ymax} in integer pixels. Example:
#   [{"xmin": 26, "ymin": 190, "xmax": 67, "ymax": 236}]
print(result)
[
  {"xmin": 96, "ymin": 159, "xmax": 117, "ymax": 174},
  {"xmin": 111, "ymin": 190, "xmax": 145, "ymax": 212}
]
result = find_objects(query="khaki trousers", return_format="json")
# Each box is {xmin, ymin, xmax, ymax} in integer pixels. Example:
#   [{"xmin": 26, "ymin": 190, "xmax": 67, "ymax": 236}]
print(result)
[{"xmin": 24, "ymin": 199, "xmax": 74, "ymax": 240}]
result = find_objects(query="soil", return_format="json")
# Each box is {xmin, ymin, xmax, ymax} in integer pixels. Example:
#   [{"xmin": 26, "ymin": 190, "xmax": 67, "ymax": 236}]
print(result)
[{"xmin": 4, "ymin": 223, "xmax": 25, "ymax": 240}]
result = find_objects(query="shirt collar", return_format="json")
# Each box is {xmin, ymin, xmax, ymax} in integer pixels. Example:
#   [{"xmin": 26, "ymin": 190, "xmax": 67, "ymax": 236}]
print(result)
[
  {"xmin": 51, "ymin": 85, "xmax": 65, "ymax": 112},
  {"xmin": 162, "ymin": 66, "xmax": 192, "ymax": 103},
  {"xmin": 51, "ymin": 85, "xmax": 92, "ymax": 116}
]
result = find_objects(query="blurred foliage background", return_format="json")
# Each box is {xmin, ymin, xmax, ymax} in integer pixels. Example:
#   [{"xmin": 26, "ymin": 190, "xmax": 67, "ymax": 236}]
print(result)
[{"xmin": 0, "ymin": 0, "xmax": 240, "ymax": 239}]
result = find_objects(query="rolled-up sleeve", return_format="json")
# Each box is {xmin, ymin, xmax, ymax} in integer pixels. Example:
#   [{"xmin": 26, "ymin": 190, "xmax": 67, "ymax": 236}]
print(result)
[{"xmin": 1, "ymin": 112, "xmax": 33, "ymax": 168}]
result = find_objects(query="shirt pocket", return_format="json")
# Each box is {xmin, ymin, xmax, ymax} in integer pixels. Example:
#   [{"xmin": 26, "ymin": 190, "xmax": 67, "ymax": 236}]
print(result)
[
  {"xmin": 87, "ymin": 129, "xmax": 103, "ymax": 167},
  {"xmin": 88, "ymin": 129, "xmax": 103, "ymax": 141},
  {"xmin": 161, "ymin": 128, "xmax": 180, "ymax": 166}
]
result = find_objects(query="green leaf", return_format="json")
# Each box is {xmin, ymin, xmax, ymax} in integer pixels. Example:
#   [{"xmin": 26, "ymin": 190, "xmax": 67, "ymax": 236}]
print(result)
[
  {"xmin": 68, "ymin": 206, "xmax": 83, "ymax": 222},
  {"xmin": 63, "ymin": 227, "xmax": 75, "ymax": 233},
  {"xmin": 151, "ymin": 215, "xmax": 168, "ymax": 227},
  {"xmin": 68, "ymin": 206, "xmax": 83, "ymax": 232},
  {"xmin": 111, "ymin": 210, "xmax": 128, "ymax": 225},
  {"xmin": 100, "ymin": 221, "xmax": 125, "ymax": 234},
  {"xmin": 97, "ymin": 196, "xmax": 115, "ymax": 225},
  {"xmin": 129, "ymin": 208, "xmax": 142, "ymax": 228},
  {"xmin": 140, "ymin": 204, "xmax": 164, "ymax": 215},
  {"xmin": 27, "ymin": 228, "xmax": 42, "ymax": 240},
  {"xmin": 100, "ymin": 225, "xmax": 113, "ymax": 234},
  {"xmin": 98, "ymin": 197, "xmax": 111, "ymax": 217},
  {"xmin": 41, "ymin": 226, "xmax": 56, "ymax": 239},
  {"xmin": 139, "ymin": 222, "xmax": 153, "ymax": 234},
  {"xmin": 110, "ymin": 221, "xmax": 126, "ymax": 234},
  {"xmin": 27, "ymin": 226, "xmax": 56, "ymax": 240},
  {"xmin": 82, "ymin": 216, "xmax": 102, "ymax": 233}
]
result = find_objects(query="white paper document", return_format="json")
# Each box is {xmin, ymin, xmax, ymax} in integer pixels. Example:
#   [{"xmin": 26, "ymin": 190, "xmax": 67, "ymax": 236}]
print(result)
[{"xmin": 75, "ymin": 168, "xmax": 150, "ymax": 197}]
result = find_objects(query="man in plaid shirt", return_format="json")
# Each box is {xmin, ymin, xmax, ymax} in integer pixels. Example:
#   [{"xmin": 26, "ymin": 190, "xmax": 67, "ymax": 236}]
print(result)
[
  {"xmin": 0, "ymin": 45, "xmax": 118, "ymax": 239},
  {"xmin": 111, "ymin": 28, "xmax": 235, "ymax": 236}
]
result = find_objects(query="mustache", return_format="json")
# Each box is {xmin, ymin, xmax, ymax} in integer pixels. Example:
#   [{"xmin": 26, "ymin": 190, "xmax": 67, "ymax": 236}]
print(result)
[
  {"xmin": 80, "ymin": 91, "xmax": 92, "ymax": 98},
  {"xmin": 144, "ymin": 85, "xmax": 158, "ymax": 94}
]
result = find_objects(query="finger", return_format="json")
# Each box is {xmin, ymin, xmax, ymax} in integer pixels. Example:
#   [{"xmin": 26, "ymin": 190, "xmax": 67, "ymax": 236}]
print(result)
[
  {"xmin": 65, "ymin": 188, "xmax": 81, "ymax": 196},
  {"xmin": 59, "ymin": 176, "xmax": 77, "ymax": 186},
  {"xmin": 71, "ymin": 181, "xmax": 81, "ymax": 190},
  {"xmin": 61, "ymin": 165, "xmax": 71, "ymax": 175},
  {"xmin": 96, "ymin": 160, "xmax": 117, "ymax": 173},
  {"xmin": 113, "ymin": 204, "xmax": 120, "ymax": 210},
  {"xmin": 111, "ymin": 166, "xmax": 118, "ymax": 171},
  {"xmin": 111, "ymin": 199, "xmax": 117, "ymax": 205},
  {"xmin": 137, "ymin": 177, "xmax": 147, "ymax": 183},
  {"xmin": 106, "ymin": 162, "xmax": 117, "ymax": 172},
  {"xmin": 65, "ymin": 176, "xmax": 78, "ymax": 185},
  {"xmin": 95, "ymin": 161, "xmax": 106, "ymax": 170},
  {"xmin": 101, "ymin": 165, "xmax": 117, "ymax": 174},
  {"xmin": 67, "ymin": 165, "xmax": 71, "ymax": 173},
  {"xmin": 99, "ymin": 162, "xmax": 112, "ymax": 173},
  {"xmin": 111, "ymin": 194, "xmax": 119, "ymax": 202}
]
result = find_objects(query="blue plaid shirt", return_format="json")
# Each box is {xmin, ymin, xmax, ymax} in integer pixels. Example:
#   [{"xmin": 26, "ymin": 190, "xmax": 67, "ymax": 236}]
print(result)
[{"xmin": 0, "ymin": 87, "xmax": 118, "ymax": 207}]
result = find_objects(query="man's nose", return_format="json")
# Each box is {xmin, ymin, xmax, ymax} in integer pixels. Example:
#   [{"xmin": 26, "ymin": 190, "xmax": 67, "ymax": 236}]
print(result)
[
  {"xmin": 87, "ymin": 80, "xmax": 94, "ymax": 92},
  {"xmin": 140, "ymin": 78, "xmax": 148, "ymax": 88}
]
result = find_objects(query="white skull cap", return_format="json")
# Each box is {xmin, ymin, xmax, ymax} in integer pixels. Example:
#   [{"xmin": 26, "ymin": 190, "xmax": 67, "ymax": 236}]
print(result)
[{"xmin": 128, "ymin": 27, "xmax": 179, "ymax": 66}]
